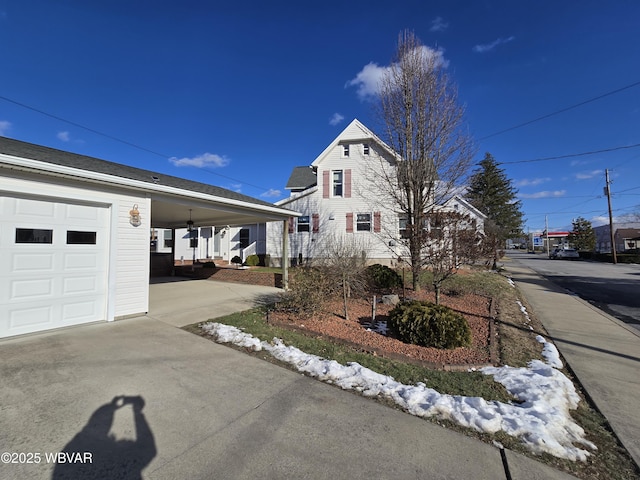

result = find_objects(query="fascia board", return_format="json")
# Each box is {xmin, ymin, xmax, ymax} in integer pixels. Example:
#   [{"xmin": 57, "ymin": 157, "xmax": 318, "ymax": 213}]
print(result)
[
  {"xmin": 0, "ymin": 153, "xmax": 299, "ymax": 218},
  {"xmin": 275, "ymin": 186, "xmax": 318, "ymax": 207}
]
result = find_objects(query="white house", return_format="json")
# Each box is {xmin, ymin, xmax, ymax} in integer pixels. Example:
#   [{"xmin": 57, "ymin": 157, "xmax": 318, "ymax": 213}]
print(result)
[
  {"xmin": 153, "ymin": 223, "xmax": 267, "ymax": 265},
  {"xmin": 0, "ymin": 136, "xmax": 297, "ymax": 338},
  {"xmin": 264, "ymin": 119, "xmax": 486, "ymax": 266}
]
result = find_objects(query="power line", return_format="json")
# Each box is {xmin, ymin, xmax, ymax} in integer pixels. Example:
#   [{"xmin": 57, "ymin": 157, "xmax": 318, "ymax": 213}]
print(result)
[
  {"xmin": 479, "ymin": 80, "xmax": 640, "ymax": 140},
  {"xmin": 497, "ymin": 143, "xmax": 640, "ymax": 165},
  {"xmin": 0, "ymin": 94, "xmax": 275, "ymax": 195}
]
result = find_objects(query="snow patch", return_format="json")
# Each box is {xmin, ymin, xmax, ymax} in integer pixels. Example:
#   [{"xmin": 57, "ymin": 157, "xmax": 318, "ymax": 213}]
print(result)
[{"xmin": 201, "ymin": 322, "xmax": 596, "ymax": 461}]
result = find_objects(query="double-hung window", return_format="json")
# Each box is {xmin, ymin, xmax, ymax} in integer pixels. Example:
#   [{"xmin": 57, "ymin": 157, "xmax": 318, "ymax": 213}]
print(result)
[
  {"xmin": 297, "ymin": 215, "xmax": 310, "ymax": 232},
  {"xmin": 356, "ymin": 213, "xmax": 372, "ymax": 231},
  {"xmin": 363, "ymin": 143, "xmax": 370, "ymax": 155},
  {"xmin": 332, "ymin": 170, "xmax": 343, "ymax": 197},
  {"xmin": 342, "ymin": 144, "xmax": 350, "ymax": 157}
]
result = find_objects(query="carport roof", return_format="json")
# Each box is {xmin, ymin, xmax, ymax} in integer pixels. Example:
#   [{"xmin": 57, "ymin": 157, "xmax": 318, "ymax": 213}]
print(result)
[{"xmin": 0, "ymin": 136, "xmax": 298, "ymax": 228}]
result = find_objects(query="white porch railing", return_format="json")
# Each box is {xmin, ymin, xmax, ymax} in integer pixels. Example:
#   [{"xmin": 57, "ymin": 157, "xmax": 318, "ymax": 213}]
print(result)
[{"xmin": 241, "ymin": 241, "xmax": 257, "ymax": 262}]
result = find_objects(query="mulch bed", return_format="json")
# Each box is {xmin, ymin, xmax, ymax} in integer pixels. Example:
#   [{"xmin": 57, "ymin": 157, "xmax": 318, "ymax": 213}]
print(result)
[{"xmin": 268, "ymin": 290, "xmax": 498, "ymax": 371}]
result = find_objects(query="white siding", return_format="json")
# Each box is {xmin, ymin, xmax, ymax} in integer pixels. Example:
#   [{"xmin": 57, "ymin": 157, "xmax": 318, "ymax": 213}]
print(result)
[
  {"xmin": 267, "ymin": 119, "xmax": 486, "ymax": 266},
  {"xmin": 1, "ymin": 171, "xmax": 149, "ymax": 322},
  {"xmin": 113, "ymin": 197, "xmax": 150, "ymax": 318}
]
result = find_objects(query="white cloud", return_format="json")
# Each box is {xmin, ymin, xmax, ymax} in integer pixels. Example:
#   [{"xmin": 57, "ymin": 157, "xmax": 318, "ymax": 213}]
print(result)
[
  {"xmin": 169, "ymin": 152, "xmax": 229, "ymax": 168},
  {"xmin": 57, "ymin": 131, "xmax": 70, "ymax": 142},
  {"xmin": 519, "ymin": 190, "xmax": 566, "ymax": 199},
  {"xmin": 260, "ymin": 188, "xmax": 282, "ymax": 198},
  {"xmin": 346, "ymin": 46, "xmax": 449, "ymax": 101},
  {"xmin": 575, "ymin": 169, "xmax": 602, "ymax": 180},
  {"xmin": 329, "ymin": 113, "xmax": 344, "ymax": 126},
  {"xmin": 570, "ymin": 159, "xmax": 591, "ymax": 167},
  {"xmin": 229, "ymin": 183, "xmax": 242, "ymax": 193},
  {"xmin": 430, "ymin": 16, "xmax": 449, "ymax": 32},
  {"xmin": 515, "ymin": 177, "xmax": 551, "ymax": 187},
  {"xmin": 473, "ymin": 36, "xmax": 515, "ymax": 53},
  {"xmin": 346, "ymin": 62, "xmax": 389, "ymax": 100},
  {"xmin": 0, "ymin": 120, "xmax": 11, "ymax": 136}
]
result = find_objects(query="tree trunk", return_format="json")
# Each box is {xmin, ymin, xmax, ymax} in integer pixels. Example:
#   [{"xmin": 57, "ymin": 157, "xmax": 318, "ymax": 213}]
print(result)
[
  {"xmin": 343, "ymin": 278, "xmax": 349, "ymax": 321},
  {"xmin": 434, "ymin": 285, "xmax": 441, "ymax": 305}
]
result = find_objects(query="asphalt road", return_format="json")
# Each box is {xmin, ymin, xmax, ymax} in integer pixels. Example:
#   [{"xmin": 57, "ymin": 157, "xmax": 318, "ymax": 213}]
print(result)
[{"xmin": 505, "ymin": 250, "xmax": 640, "ymax": 332}]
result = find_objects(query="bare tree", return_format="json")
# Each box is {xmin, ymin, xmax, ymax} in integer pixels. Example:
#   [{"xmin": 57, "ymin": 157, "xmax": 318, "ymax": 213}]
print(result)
[
  {"xmin": 422, "ymin": 211, "xmax": 484, "ymax": 304},
  {"xmin": 373, "ymin": 30, "xmax": 475, "ymax": 290},
  {"xmin": 316, "ymin": 234, "xmax": 369, "ymax": 321}
]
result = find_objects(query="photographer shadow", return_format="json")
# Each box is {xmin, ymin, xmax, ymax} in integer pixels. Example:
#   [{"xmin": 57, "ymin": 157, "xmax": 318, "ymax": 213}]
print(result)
[{"xmin": 52, "ymin": 395, "xmax": 156, "ymax": 480}]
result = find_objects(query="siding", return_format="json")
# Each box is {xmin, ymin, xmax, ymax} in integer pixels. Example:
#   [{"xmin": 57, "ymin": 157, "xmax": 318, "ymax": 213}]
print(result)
[
  {"xmin": 114, "ymin": 196, "xmax": 150, "ymax": 317},
  {"xmin": 0, "ymin": 170, "xmax": 149, "ymax": 320}
]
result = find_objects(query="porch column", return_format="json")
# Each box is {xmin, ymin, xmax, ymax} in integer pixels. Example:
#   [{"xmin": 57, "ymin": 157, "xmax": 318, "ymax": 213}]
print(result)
[
  {"xmin": 282, "ymin": 219, "xmax": 289, "ymax": 290},
  {"xmin": 171, "ymin": 228, "xmax": 176, "ymax": 276}
]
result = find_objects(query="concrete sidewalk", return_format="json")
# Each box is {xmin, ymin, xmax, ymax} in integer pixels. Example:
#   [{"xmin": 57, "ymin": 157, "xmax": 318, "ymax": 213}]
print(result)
[
  {"xmin": 504, "ymin": 258, "xmax": 640, "ymax": 469},
  {"xmin": 0, "ymin": 279, "xmax": 579, "ymax": 480}
]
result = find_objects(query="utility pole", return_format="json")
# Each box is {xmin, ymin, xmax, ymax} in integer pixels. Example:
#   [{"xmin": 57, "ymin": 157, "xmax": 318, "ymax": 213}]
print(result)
[
  {"xmin": 545, "ymin": 215, "xmax": 550, "ymax": 257},
  {"xmin": 605, "ymin": 169, "xmax": 617, "ymax": 264}
]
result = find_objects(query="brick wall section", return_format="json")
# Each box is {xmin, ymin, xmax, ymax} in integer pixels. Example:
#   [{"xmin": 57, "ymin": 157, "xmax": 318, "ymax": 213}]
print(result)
[{"xmin": 206, "ymin": 268, "xmax": 283, "ymax": 288}]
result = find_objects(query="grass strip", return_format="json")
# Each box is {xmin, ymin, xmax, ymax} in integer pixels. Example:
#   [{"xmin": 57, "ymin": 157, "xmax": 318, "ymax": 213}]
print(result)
[{"xmin": 184, "ymin": 307, "xmax": 513, "ymax": 403}]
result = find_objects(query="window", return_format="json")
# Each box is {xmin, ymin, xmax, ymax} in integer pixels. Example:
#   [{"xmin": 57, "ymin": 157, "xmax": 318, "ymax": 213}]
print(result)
[
  {"xmin": 363, "ymin": 143, "xmax": 370, "ymax": 155},
  {"xmin": 398, "ymin": 216, "xmax": 409, "ymax": 239},
  {"xmin": 297, "ymin": 215, "xmax": 310, "ymax": 232},
  {"xmin": 163, "ymin": 230, "xmax": 173, "ymax": 248},
  {"xmin": 356, "ymin": 213, "xmax": 371, "ymax": 231},
  {"xmin": 66, "ymin": 231, "xmax": 97, "ymax": 245},
  {"xmin": 15, "ymin": 228, "xmax": 53, "ymax": 244},
  {"xmin": 342, "ymin": 144, "xmax": 350, "ymax": 157},
  {"xmin": 332, "ymin": 170, "xmax": 343, "ymax": 196},
  {"xmin": 239, "ymin": 228, "xmax": 250, "ymax": 248}
]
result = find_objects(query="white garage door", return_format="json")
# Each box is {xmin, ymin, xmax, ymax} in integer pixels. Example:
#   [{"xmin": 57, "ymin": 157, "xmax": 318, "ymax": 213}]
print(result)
[{"xmin": 0, "ymin": 196, "xmax": 110, "ymax": 338}]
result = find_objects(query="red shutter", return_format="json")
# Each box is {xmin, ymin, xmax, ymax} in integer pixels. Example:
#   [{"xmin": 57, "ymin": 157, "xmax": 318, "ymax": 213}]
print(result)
[
  {"xmin": 288, "ymin": 217, "xmax": 294, "ymax": 234},
  {"xmin": 344, "ymin": 169, "xmax": 352, "ymax": 198},
  {"xmin": 346, "ymin": 213, "xmax": 354, "ymax": 233},
  {"xmin": 312, "ymin": 213, "xmax": 319, "ymax": 233},
  {"xmin": 374, "ymin": 211, "xmax": 381, "ymax": 232},
  {"xmin": 323, "ymin": 170, "xmax": 330, "ymax": 198}
]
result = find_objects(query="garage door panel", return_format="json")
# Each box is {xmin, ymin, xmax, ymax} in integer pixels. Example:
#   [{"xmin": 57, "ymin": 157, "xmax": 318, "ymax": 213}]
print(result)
[
  {"xmin": 14, "ymin": 197, "xmax": 55, "ymax": 217},
  {"xmin": 12, "ymin": 253, "xmax": 55, "ymax": 272},
  {"xmin": 63, "ymin": 276, "xmax": 98, "ymax": 295},
  {"xmin": 1, "ymin": 196, "xmax": 110, "ymax": 338},
  {"xmin": 64, "ymin": 252, "xmax": 100, "ymax": 270},
  {"xmin": 8, "ymin": 305, "xmax": 55, "ymax": 330},
  {"xmin": 65, "ymin": 203, "xmax": 100, "ymax": 221},
  {"xmin": 11, "ymin": 278, "xmax": 54, "ymax": 299},
  {"xmin": 62, "ymin": 301, "xmax": 101, "ymax": 322}
]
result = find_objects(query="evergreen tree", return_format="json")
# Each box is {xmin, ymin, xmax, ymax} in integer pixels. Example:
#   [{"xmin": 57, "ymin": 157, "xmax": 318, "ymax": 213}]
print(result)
[
  {"xmin": 465, "ymin": 153, "xmax": 524, "ymax": 269},
  {"xmin": 568, "ymin": 217, "xmax": 595, "ymax": 251}
]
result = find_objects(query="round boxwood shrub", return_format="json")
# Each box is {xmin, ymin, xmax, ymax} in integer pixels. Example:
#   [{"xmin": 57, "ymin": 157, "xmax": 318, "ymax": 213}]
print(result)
[
  {"xmin": 387, "ymin": 300, "xmax": 472, "ymax": 349},
  {"xmin": 245, "ymin": 254, "xmax": 260, "ymax": 266},
  {"xmin": 366, "ymin": 264, "xmax": 402, "ymax": 290}
]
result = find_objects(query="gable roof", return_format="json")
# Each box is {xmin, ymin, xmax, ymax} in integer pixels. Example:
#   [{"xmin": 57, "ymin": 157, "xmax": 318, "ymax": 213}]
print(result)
[
  {"xmin": 0, "ymin": 136, "xmax": 298, "ymax": 227},
  {"xmin": 0, "ymin": 135, "xmax": 278, "ymax": 207},
  {"xmin": 285, "ymin": 166, "xmax": 317, "ymax": 190},
  {"xmin": 310, "ymin": 118, "xmax": 398, "ymax": 167}
]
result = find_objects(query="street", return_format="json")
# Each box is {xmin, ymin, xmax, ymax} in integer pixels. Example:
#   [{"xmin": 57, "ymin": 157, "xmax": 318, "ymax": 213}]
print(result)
[{"xmin": 505, "ymin": 250, "xmax": 640, "ymax": 332}]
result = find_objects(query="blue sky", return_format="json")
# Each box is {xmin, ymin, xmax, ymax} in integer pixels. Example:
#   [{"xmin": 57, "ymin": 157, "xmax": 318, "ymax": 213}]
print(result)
[{"xmin": 1, "ymin": 1, "xmax": 639, "ymax": 233}]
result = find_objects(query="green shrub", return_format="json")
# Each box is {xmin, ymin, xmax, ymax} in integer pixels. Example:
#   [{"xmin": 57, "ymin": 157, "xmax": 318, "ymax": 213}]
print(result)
[
  {"xmin": 366, "ymin": 264, "xmax": 402, "ymax": 290},
  {"xmin": 245, "ymin": 254, "xmax": 260, "ymax": 266},
  {"xmin": 387, "ymin": 300, "xmax": 472, "ymax": 349},
  {"xmin": 201, "ymin": 261, "xmax": 216, "ymax": 269}
]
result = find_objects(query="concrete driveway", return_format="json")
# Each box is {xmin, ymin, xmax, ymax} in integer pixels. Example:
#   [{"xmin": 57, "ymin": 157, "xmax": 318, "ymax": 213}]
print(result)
[{"xmin": 0, "ymin": 280, "xmax": 578, "ymax": 479}]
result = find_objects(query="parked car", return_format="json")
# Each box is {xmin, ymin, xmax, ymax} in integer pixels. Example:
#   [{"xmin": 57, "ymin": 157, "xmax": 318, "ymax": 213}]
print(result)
[{"xmin": 550, "ymin": 248, "xmax": 580, "ymax": 260}]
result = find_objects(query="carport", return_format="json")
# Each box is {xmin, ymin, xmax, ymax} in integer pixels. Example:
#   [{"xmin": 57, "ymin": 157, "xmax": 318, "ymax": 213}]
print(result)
[{"xmin": 0, "ymin": 136, "xmax": 298, "ymax": 338}]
